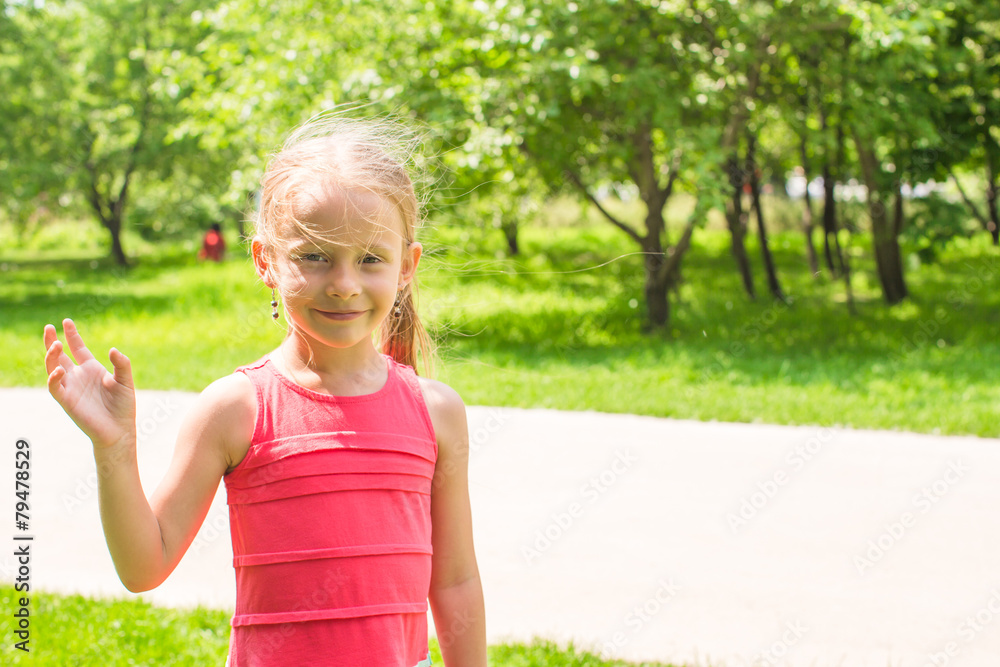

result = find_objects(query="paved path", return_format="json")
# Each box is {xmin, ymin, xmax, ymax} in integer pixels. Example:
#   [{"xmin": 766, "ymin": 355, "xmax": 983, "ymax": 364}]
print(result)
[{"xmin": 2, "ymin": 387, "xmax": 999, "ymax": 667}]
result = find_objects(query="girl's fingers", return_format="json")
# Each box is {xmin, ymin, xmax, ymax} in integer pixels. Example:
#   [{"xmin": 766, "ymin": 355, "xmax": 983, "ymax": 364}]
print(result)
[
  {"xmin": 43, "ymin": 324, "xmax": 65, "ymax": 374},
  {"xmin": 62, "ymin": 319, "xmax": 96, "ymax": 364},
  {"xmin": 43, "ymin": 332, "xmax": 59, "ymax": 375},
  {"xmin": 46, "ymin": 366, "xmax": 66, "ymax": 399},
  {"xmin": 44, "ymin": 339, "xmax": 73, "ymax": 376},
  {"xmin": 43, "ymin": 324, "xmax": 58, "ymax": 351},
  {"xmin": 109, "ymin": 348, "xmax": 134, "ymax": 390}
]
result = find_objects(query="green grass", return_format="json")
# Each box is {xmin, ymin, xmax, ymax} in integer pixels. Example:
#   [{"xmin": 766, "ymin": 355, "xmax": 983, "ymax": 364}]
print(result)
[
  {"xmin": 1, "ymin": 216, "xmax": 998, "ymax": 436},
  {"xmin": 0, "ymin": 590, "xmax": 681, "ymax": 666}
]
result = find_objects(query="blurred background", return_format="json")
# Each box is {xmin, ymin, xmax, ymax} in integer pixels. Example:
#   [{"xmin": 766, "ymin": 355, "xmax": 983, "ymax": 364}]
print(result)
[
  {"xmin": 1, "ymin": 0, "xmax": 997, "ymax": 434},
  {"xmin": 1, "ymin": 1, "xmax": 998, "ymax": 664}
]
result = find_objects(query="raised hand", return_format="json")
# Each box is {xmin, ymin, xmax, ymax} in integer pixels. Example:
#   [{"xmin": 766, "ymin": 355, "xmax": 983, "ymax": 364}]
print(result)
[{"xmin": 44, "ymin": 319, "xmax": 137, "ymax": 451}]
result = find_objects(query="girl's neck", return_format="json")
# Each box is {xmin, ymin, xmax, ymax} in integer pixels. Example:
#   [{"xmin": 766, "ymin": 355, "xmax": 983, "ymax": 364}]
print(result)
[{"xmin": 273, "ymin": 332, "xmax": 387, "ymax": 396}]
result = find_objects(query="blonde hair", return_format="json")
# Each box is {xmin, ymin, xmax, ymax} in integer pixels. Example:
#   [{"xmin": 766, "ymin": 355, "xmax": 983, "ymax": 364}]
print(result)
[{"xmin": 254, "ymin": 111, "xmax": 436, "ymax": 376}]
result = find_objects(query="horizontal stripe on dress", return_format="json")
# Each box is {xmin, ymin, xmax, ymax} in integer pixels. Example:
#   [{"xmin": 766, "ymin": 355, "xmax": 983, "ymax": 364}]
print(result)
[
  {"xmin": 230, "ymin": 431, "xmax": 436, "ymax": 477},
  {"xmin": 231, "ymin": 602, "xmax": 428, "ymax": 627},
  {"xmin": 227, "ymin": 473, "xmax": 432, "ymax": 505},
  {"xmin": 234, "ymin": 543, "xmax": 432, "ymax": 567}
]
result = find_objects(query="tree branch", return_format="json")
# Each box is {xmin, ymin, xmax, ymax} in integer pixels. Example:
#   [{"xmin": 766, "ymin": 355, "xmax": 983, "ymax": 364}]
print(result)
[
  {"xmin": 82, "ymin": 134, "xmax": 111, "ymax": 226},
  {"xmin": 563, "ymin": 167, "xmax": 644, "ymax": 244},
  {"xmin": 85, "ymin": 161, "xmax": 111, "ymax": 227},
  {"xmin": 658, "ymin": 213, "xmax": 697, "ymax": 285},
  {"xmin": 945, "ymin": 164, "xmax": 990, "ymax": 231},
  {"xmin": 113, "ymin": 12, "xmax": 153, "ymax": 222},
  {"xmin": 662, "ymin": 154, "xmax": 682, "ymax": 200},
  {"xmin": 721, "ymin": 33, "xmax": 770, "ymax": 152}
]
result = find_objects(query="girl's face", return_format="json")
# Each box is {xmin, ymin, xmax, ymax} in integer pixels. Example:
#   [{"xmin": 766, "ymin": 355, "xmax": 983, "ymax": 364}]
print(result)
[{"xmin": 254, "ymin": 187, "xmax": 421, "ymax": 354}]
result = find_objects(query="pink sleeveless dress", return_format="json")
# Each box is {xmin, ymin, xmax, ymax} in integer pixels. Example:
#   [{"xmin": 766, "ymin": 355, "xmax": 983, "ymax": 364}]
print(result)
[{"xmin": 223, "ymin": 354, "xmax": 437, "ymax": 666}]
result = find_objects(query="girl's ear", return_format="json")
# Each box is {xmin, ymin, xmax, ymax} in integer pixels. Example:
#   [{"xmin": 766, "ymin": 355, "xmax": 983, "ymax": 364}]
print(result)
[
  {"xmin": 399, "ymin": 241, "xmax": 422, "ymax": 289},
  {"xmin": 251, "ymin": 237, "xmax": 276, "ymax": 288}
]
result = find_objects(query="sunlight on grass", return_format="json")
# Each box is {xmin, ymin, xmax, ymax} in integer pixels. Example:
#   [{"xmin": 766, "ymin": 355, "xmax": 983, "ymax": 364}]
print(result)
[
  {"xmin": 0, "ymin": 590, "xmax": 684, "ymax": 666},
  {"xmin": 2, "ymin": 218, "xmax": 998, "ymax": 436}
]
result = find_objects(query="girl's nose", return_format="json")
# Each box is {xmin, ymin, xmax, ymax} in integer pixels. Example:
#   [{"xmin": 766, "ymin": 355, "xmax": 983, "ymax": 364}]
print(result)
[{"xmin": 325, "ymin": 263, "xmax": 362, "ymax": 298}]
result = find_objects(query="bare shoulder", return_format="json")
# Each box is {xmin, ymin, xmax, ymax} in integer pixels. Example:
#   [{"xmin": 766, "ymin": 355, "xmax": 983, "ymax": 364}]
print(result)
[
  {"xmin": 416, "ymin": 376, "xmax": 469, "ymax": 455},
  {"xmin": 185, "ymin": 372, "xmax": 256, "ymax": 471},
  {"xmin": 199, "ymin": 372, "xmax": 256, "ymax": 415}
]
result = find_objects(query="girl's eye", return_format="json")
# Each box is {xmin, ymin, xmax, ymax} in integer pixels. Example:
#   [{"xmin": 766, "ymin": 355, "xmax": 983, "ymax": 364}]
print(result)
[
  {"xmin": 362, "ymin": 255, "xmax": 382, "ymax": 264},
  {"xmin": 298, "ymin": 253, "xmax": 326, "ymax": 262}
]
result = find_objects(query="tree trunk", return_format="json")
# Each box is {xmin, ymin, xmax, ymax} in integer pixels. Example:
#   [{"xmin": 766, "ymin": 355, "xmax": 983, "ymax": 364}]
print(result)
[
  {"xmin": 871, "ymin": 228, "xmax": 907, "ymax": 304},
  {"xmin": 821, "ymin": 160, "xmax": 839, "ymax": 275},
  {"xmin": 103, "ymin": 215, "xmax": 128, "ymax": 267},
  {"xmin": 818, "ymin": 106, "xmax": 845, "ymax": 277},
  {"xmin": 747, "ymin": 133, "xmax": 785, "ymax": 301},
  {"xmin": 559, "ymin": 128, "xmax": 676, "ymax": 329},
  {"xmin": 986, "ymin": 146, "xmax": 999, "ymax": 246},
  {"xmin": 893, "ymin": 176, "xmax": 905, "ymax": 238},
  {"xmin": 854, "ymin": 133, "xmax": 908, "ymax": 304},
  {"xmin": 725, "ymin": 155, "xmax": 756, "ymax": 299},
  {"xmin": 641, "ymin": 201, "xmax": 669, "ymax": 327},
  {"xmin": 649, "ymin": 212, "xmax": 700, "ymax": 328},
  {"xmin": 834, "ymin": 123, "xmax": 854, "ymax": 314},
  {"xmin": 85, "ymin": 172, "xmax": 130, "ymax": 267},
  {"xmin": 644, "ymin": 244, "xmax": 669, "ymax": 328},
  {"xmin": 502, "ymin": 219, "xmax": 519, "ymax": 256},
  {"xmin": 798, "ymin": 133, "xmax": 820, "ymax": 277}
]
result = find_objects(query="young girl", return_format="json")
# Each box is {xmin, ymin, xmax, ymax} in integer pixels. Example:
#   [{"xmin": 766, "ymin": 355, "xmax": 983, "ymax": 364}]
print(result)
[{"xmin": 43, "ymin": 115, "xmax": 487, "ymax": 666}]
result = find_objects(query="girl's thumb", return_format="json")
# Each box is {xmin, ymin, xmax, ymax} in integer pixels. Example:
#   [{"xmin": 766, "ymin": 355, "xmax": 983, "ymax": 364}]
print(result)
[{"xmin": 109, "ymin": 348, "xmax": 134, "ymax": 389}]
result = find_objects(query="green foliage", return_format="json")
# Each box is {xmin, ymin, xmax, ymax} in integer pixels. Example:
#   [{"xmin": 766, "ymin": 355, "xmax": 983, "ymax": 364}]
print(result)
[
  {"xmin": 0, "ymin": 0, "xmax": 235, "ymax": 262},
  {"xmin": 3, "ymin": 0, "xmax": 998, "ymax": 305},
  {"xmin": 0, "ymin": 589, "xmax": 231, "ymax": 665},
  {"xmin": 902, "ymin": 194, "xmax": 978, "ymax": 262},
  {"xmin": 0, "ymin": 590, "xmax": 681, "ymax": 666},
  {"xmin": 483, "ymin": 639, "xmax": 682, "ymax": 666},
  {"xmin": 3, "ymin": 223, "xmax": 997, "ymax": 436}
]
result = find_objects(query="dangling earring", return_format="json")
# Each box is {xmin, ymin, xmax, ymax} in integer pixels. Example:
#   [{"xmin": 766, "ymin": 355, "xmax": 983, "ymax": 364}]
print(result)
[
  {"xmin": 271, "ymin": 289, "xmax": 279, "ymax": 320},
  {"xmin": 393, "ymin": 289, "xmax": 404, "ymax": 317}
]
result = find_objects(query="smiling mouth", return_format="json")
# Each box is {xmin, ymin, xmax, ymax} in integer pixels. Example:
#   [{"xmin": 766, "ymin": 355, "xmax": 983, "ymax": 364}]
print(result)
[{"xmin": 316, "ymin": 309, "xmax": 366, "ymax": 320}]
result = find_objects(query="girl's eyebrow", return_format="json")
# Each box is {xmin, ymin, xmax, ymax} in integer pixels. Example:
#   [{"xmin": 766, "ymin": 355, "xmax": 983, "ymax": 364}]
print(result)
[{"xmin": 288, "ymin": 238, "xmax": 397, "ymax": 254}]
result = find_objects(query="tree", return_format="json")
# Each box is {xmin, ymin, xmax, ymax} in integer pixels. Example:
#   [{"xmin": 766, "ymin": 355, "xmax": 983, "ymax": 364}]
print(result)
[
  {"xmin": 840, "ymin": 1, "xmax": 946, "ymax": 304},
  {"xmin": 394, "ymin": 0, "xmax": 740, "ymax": 329},
  {"xmin": 3, "ymin": 0, "xmax": 228, "ymax": 265},
  {"xmin": 925, "ymin": 0, "xmax": 1000, "ymax": 245}
]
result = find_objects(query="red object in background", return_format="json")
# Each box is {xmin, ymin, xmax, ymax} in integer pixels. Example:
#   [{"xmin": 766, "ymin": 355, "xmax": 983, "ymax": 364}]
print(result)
[{"xmin": 199, "ymin": 226, "xmax": 226, "ymax": 262}]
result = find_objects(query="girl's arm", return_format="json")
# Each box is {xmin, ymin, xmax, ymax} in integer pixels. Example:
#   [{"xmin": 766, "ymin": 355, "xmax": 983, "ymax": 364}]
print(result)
[
  {"xmin": 44, "ymin": 320, "xmax": 252, "ymax": 592},
  {"xmin": 421, "ymin": 378, "xmax": 487, "ymax": 666}
]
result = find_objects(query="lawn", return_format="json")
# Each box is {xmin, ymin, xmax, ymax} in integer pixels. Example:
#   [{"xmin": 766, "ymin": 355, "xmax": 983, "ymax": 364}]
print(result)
[
  {"xmin": 2, "ymin": 214, "xmax": 996, "ymax": 664},
  {"xmin": 2, "ymin": 216, "xmax": 997, "ymax": 436},
  {"xmin": 0, "ymin": 591, "xmax": 681, "ymax": 666}
]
